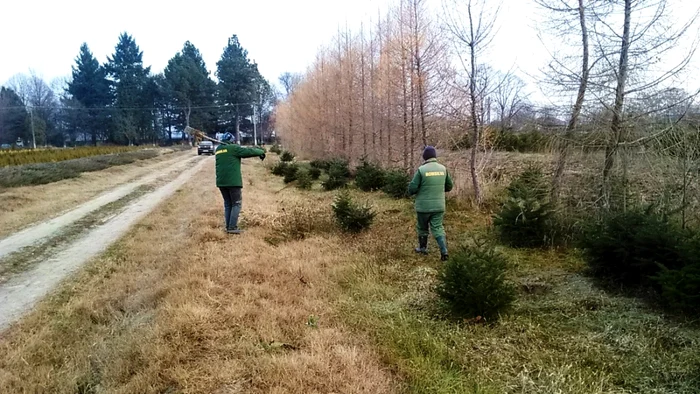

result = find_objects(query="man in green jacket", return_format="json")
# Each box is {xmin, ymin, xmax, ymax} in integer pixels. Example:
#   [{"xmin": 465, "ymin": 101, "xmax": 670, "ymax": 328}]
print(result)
[
  {"xmin": 408, "ymin": 146, "xmax": 454, "ymax": 261},
  {"xmin": 215, "ymin": 132, "xmax": 266, "ymax": 234}
]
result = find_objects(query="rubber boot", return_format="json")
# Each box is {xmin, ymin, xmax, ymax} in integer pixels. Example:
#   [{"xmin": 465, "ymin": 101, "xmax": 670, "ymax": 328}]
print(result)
[
  {"xmin": 227, "ymin": 204, "xmax": 242, "ymax": 234},
  {"xmin": 436, "ymin": 235, "xmax": 448, "ymax": 261},
  {"xmin": 414, "ymin": 236, "xmax": 428, "ymax": 254}
]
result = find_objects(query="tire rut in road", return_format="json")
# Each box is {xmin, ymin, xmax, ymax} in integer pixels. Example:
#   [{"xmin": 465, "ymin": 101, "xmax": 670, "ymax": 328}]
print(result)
[{"xmin": 0, "ymin": 155, "xmax": 201, "ymax": 261}]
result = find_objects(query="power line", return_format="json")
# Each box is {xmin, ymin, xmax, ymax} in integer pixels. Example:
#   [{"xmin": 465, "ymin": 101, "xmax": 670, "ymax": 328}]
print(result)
[{"xmin": 0, "ymin": 102, "xmax": 259, "ymax": 112}]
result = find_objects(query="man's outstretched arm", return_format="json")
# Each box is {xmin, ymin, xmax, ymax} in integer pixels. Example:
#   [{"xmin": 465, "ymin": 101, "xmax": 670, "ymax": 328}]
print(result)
[{"xmin": 233, "ymin": 145, "xmax": 266, "ymax": 158}]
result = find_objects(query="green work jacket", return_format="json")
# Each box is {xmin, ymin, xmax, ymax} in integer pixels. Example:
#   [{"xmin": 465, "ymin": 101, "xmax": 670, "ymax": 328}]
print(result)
[
  {"xmin": 408, "ymin": 158, "xmax": 454, "ymax": 213},
  {"xmin": 215, "ymin": 143, "xmax": 265, "ymax": 187}
]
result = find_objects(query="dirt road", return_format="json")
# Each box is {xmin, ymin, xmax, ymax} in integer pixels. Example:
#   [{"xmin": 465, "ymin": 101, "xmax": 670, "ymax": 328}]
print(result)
[
  {"xmin": 0, "ymin": 156, "xmax": 211, "ymax": 330},
  {"xmin": 0, "ymin": 155, "xmax": 202, "ymax": 261}
]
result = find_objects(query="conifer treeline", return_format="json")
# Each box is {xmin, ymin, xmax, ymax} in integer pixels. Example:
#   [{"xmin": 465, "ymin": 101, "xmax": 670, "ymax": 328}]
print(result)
[{"xmin": 0, "ymin": 33, "xmax": 274, "ymax": 147}]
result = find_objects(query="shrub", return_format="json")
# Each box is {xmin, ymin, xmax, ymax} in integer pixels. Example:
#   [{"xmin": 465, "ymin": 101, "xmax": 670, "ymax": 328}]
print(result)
[
  {"xmin": 296, "ymin": 169, "xmax": 313, "ymax": 190},
  {"xmin": 332, "ymin": 191, "xmax": 376, "ymax": 233},
  {"xmin": 436, "ymin": 241, "xmax": 516, "ymax": 321},
  {"xmin": 323, "ymin": 175, "xmax": 347, "ymax": 191},
  {"xmin": 328, "ymin": 158, "xmax": 351, "ymax": 178},
  {"xmin": 310, "ymin": 159, "xmax": 331, "ymax": 170},
  {"xmin": 0, "ymin": 150, "xmax": 158, "ymax": 188},
  {"xmin": 494, "ymin": 130, "xmax": 551, "ymax": 153},
  {"xmin": 654, "ymin": 263, "xmax": 700, "ymax": 314},
  {"xmin": 382, "ymin": 169, "xmax": 410, "ymax": 199},
  {"xmin": 493, "ymin": 166, "xmax": 555, "ymax": 248},
  {"xmin": 270, "ymin": 144, "xmax": 282, "ymax": 154},
  {"xmin": 308, "ymin": 167, "xmax": 322, "ymax": 180},
  {"xmin": 323, "ymin": 159, "xmax": 351, "ymax": 191},
  {"xmin": 283, "ymin": 163, "xmax": 299, "ymax": 184},
  {"xmin": 267, "ymin": 202, "xmax": 334, "ymax": 244},
  {"xmin": 580, "ymin": 208, "xmax": 700, "ymax": 316},
  {"xmin": 450, "ymin": 133, "xmax": 473, "ymax": 151},
  {"xmin": 280, "ymin": 150, "xmax": 295, "ymax": 162},
  {"xmin": 354, "ymin": 161, "xmax": 386, "ymax": 192},
  {"xmin": 271, "ymin": 161, "xmax": 289, "ymax": 176},
  {"xmin": 0, "ymin": 145, "xmax": 142, "ymax": 167},
  {"xmin": 580, "ymin": 209, "xmax": 687, "ymax": 287}
]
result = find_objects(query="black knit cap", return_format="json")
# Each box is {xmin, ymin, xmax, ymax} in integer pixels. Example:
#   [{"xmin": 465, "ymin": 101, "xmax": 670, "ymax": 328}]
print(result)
[{"xmin": 422, "ymin": 146, "xmax": 437, "ymax": 161}]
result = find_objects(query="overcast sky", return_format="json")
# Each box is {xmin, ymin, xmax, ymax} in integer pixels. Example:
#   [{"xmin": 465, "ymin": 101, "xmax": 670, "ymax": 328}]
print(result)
[{"xmin": 1, "ymin": 0, "xmax": 698, "ymax": 102}]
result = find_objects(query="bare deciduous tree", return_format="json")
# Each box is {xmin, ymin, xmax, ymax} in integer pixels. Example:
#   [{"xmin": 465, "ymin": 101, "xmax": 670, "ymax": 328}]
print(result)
[
  {"xmin": 278, "ymin": 72, "xmax": 302, "ymax": 99},
  {"xmin": 535, "ymin": 0, "xmax": 595, "ymax": 202},
  {"xmin": 592, "ymin": 0, "xmax": 699, "ymax": 204},
  {"xmin": 443, "ymin": 0, "xmax": 500, "ymax": 205},
  {"xmin": 493, "ymin": 71, "xmax": 528, "ymax": 130}
]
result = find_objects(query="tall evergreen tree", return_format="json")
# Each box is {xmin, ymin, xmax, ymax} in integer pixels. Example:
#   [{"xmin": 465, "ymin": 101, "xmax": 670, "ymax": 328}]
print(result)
[
  {"xmin": 216, "ymin": 35, "xmax": 260, "ymax": 143},
  {"xmin": 0, "ymin": 87, "xmax": 30, "ymax": 145},
  {"xmin": 151, "ymin": 73, "xmax": 175, "ymax": 142},
  {"xmin": 106, "ymin": 33, "xmax": 152, "ymax": 144},
  {"xmin": 66, "ymin": 43, "xmax": 111, "ymax": 145},
  {"xmin": 164, "ymin": 41, "xmax": 216, "ymax": 134}
]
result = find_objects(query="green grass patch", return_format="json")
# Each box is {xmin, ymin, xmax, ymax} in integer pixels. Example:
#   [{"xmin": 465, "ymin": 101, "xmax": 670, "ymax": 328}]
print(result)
[{"xmin": 331, "ymin": 194, "xmax": 700, "ymax": 394}]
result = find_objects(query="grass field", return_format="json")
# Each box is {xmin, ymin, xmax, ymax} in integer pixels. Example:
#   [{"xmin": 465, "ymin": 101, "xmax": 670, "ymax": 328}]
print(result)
[
  {"xmin": 0, "ymin": 148, "xmax": 189, "ymax": 188},
  {"xmin": 1, "ymin": 157, "xmax": 698, "ymax": 393},
  {"xmin": 0, "ymin": 146, "xmax": 148, "ymax": 167}
]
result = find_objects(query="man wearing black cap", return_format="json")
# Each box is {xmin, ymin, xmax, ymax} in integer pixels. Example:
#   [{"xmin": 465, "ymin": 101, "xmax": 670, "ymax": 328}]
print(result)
[{"xmin": 408, "ymin": 146, "xmax": 454, "ymax": 261}]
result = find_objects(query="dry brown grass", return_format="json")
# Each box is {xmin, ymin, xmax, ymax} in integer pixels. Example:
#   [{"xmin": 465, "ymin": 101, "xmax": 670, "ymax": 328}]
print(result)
[
  {"xmin": 0, "ymin": 149, "xmax": 192, "ymax": 238},
  {"xmin": 0, "ymin": 159, "xmax": 398, "ymax": 393}
]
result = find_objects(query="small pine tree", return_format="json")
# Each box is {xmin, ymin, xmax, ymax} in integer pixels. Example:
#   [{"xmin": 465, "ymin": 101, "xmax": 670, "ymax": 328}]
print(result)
[
  {"xmin": 323, "ymin": 159, "xmax": 351, "ymax": 191},
  {"xmin": 296, "ymin": 169, "xmax": 313, "ymax": 190},
  {"xmin": 581, "ymin": 208, "xmax": 687, "ymax": 287},
  {"xmin": 332, "ymin": 191, "xmax": 376, "ymax": 233},
  {"xmin": 493, "ymin": 166, "xmax": 555, "ymax": 248},
  {"xmin": 308, "ymin": 167, "xmax": 322, "ymax": 180},
  {"xmin": 271, "ymin": 161, "xmax": 289, "ymax": 176},
  {"xmin": 280, "ymin": 150, "xmax": 295, "ymax": 162},
  {"xmin": 283, "ymin": 163, "xmax": 299, "ymax": 184},
  {"xmin": 355, "ymin": 161, "xmax": 387, "ymax": 192},
  {"xmin": 310, "ymin": 159, "xmax": 331, "ymax": 170},
  {"xmin": 436, "ymin": 241, "xmax": 516, "ymax": 321},
  {"xmin": 654, "ymin": 263, "xmax": 700, "ymax": 314},
  {"xmin": 383, "ymin": 169, "xmax": 410, "ymax": 199},
  {"xmin": 270, "ymin": 144, "xmax": 282, "ymax": 154}
]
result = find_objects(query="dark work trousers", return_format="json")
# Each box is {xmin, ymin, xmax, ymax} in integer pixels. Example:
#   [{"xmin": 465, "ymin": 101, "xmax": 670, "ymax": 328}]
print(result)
[{"xmin": 219, "ymin": 186, "xmax": 242, "ymax": 230}]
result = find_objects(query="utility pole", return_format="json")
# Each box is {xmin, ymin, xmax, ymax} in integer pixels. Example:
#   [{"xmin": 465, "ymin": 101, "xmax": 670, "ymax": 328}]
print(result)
[
  {"xmin": 29, "ymin": 106, "xmax": 36, "ymax": 149},
  {"xmin": 252, "ymin": 104, "xmax": 258, "ymax": 146}
]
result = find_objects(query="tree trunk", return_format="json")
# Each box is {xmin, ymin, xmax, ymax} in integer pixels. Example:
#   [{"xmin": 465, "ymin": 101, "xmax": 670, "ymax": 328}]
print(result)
[
  {"xmin": 468, "ymin": 3, "xmax": 482, "ymax": 204},
  {"xmin": 370, "ymin": 30, "xmax": 377, "ymax": 162},
  {"xmin": 400, "ymin": 0, "xmax": 410, "ymax": 171},
  {"xmin": 235, "ymin": 115, "xmax": 240, "ymax": 145},
  {"xmin": 414, "ymin": 0, "xmax": 427, "ymax": 147},
  {"xmin": 361, "ymin": 29, "xmax": 368, "ymax": 160},
  {"xmin": 552, "ymin": 0, "xmax": 590, "ymax": 203},
  {"xmin": 602, "ymin": 0, "xmax": 632, "ymax": 205}
]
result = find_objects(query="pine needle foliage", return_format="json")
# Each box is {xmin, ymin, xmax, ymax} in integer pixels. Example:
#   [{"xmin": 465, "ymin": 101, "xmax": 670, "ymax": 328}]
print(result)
[
  {"xmin": 332, "ymin": 191, "xmax": 376, "ymax": 233},
  {"xmin": 493, "ymin": 166, "xmax": 555, "ymax": 248},
  {"xmin": 355, "ymin": 161, "xmax": 387, "ymax": 192},
  {"xmin": 382, "ymin": 169, "xmax": 410, "ymax": 199},
  {"xmin": 436, "ymin": 241, "xmax": 516, "ymax": 321}
]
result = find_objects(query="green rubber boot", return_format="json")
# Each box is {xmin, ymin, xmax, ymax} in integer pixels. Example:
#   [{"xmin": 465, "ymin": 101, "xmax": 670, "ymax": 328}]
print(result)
[{"xmin": 436, "ymin": 235, "xmax": 448, "ymax": 261}]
